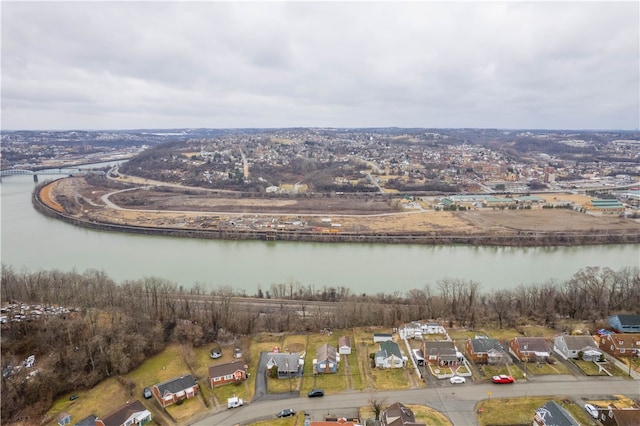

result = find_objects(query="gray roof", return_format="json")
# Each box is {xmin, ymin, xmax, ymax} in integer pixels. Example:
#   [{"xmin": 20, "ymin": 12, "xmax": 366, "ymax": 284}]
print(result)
[
  {"xmin": 266, "ymin": 352, "xmax": 300, "ymax": 373},
  {"xmin": 97, "ymin": 400, "xmax": 149, "ymax": 426},
  {"xmin": 535, "ymin": 401, "xmax": 579, "ymax": 426},
  {"xmin": 469, "ymin": 338, "xmax": 504, "ymax": 353},
  {"xmin": 155, "ymin": 374, "xmax": 197, "ymax": 396},
  {"xmin": 422, "ymin": 341, "xmax": 456, "ymax": 357},
  {"xmin": 615, "ymin": 314, "xmax": 640, "ymax": 326},
  {"xmin": 561, "ymin": 335, "xmax": 598, "ymax": 351},
  {"xmin": 208, "ymin": 361, "xmax": 247, "ymax": 379},
  {"xmin": 378, "ymin": 341, "xmax": 402, "ymax": 359},
  {"xmin": 317, "ymin": 343, "xmax": 337, "ymax": 362}
]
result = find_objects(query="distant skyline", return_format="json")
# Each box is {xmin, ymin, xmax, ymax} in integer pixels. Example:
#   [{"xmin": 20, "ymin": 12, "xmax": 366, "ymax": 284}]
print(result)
[{"xmin": 2, "ymin": 1, "xmax": 639, "ymax": 131}]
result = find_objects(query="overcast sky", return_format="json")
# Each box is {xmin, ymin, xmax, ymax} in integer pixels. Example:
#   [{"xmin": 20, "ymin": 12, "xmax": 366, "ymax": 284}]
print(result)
[{"xmin": 2, "ymin": 1, "xmax": 638, "ymax": 131}]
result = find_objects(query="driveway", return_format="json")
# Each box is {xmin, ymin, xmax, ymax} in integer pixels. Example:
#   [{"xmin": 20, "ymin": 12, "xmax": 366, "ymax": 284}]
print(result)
[{"xmin": 252, "ymin": 352, "xmax": 299, "ymax": 403}]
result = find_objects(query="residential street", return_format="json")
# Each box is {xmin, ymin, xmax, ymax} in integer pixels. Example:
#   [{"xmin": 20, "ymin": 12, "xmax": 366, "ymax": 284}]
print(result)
[{"xmin": 191, "ymin": 376, "xmax": 639, "ymax": 426}]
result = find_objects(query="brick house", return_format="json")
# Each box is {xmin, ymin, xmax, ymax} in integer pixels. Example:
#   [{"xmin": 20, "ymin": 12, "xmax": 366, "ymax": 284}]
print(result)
[
  {"xmin": 421, "ymin": 341, "xmax": 460, "ymax": 366},
  {"xmin": 152, "ymin": 374, "xmax": 199, "ymax": 408},
  {"xmin": 509, "ymin": 337, "xmax": 551, "ymax": 362},
  {"xmin": 465, "ymin": 338, "xmax": 509, "ymax": 365},
  {"xmin": 599, "ymin": 333, "xmax": 640, "ymax": 357},
  {"xmin": 208, "ymin": 361, "xmax": 248, "ymax": 388}
]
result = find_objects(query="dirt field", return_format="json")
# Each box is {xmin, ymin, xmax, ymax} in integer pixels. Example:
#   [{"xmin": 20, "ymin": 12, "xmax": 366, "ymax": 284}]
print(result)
[{"xmin": 39, "ymin": 176, "xmax": 640, "ymax": 237}]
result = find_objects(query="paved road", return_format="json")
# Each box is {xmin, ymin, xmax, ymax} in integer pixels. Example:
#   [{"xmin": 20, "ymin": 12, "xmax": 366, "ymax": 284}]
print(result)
[{"xmin": 192, "ymin": 376, "xmax": 639, "ymax": 426}]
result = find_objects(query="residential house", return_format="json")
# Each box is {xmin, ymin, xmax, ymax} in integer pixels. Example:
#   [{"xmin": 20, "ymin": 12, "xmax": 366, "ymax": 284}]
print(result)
[
  {"xmin": 599, "ymin": 333, "xmax": 640, "ymax": 357},
  {"xmin": 380, "ymin": 402, "xmax": 426, "ymax": 426},
  {"xmin": 600, "ymin": 407, "xmax": 640, "ymax": 426},
  {"xmin": 554, "ymin": 335, "xmax": 602, "ymax": 361},
  {"xmin": 315, "ymin": 343, "xmax": 339, "ymax": 374},
  {"xmin": 465, "ymin": 338, "xmax": 509, "ymax": 365},
  {"xmin": 421, "ymin": 341, "xmax": 460, "ymax": 366},
  {"xmin": 373, "ymin": 333, "xmax": 393, "ymax": 343},
  {"xmin": 208, "ymin": 361, "xmax": 248, "ymax": 388},
  {"xmin": 152, "ymin": 374, "xmax": 199, "ymax": 408},
  {"xmin": 95, "ymin": 400, "xmax": 152, "ymax": 426},
  {"xmin": 533, "ymin": 401, "xmax": 579, "ymax": 426},
  {"xmin": 265, "ymin": 352, "xmax": 303, "ymax": 378},
  {"xmin": 509, "ymin": 337, "xmax": 551, "ymax": 362},
  {"xmin": 422, "ymin": 323, "xmax": 445, "ymax": 335},
  {"xmin": 73, "ymin": 415, "xmax": 97, "ymax": 426},
  {"xmin": 375, "ymin": 341, "xmax": 405, "ymax": 369},
  {"xmin": 338, "ymin": 335, "xmax": 352, "ymax": 355},
  {"xmin": 57, "ymin": 413, "xmax": 71, "ymax": 426},
  {"xmin": 608, "ymin": 314, "xmax": 640, "ymax": 333}
]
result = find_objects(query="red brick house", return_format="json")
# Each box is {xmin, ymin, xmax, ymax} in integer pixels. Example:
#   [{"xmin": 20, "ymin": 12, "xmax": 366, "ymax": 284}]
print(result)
[
  {"xmin": 152, "ymin": 374, "xmax": 199, "ymax": 408},
  {"xmin": 208, "ymin": 361, "xmax": 248, "ymax": 388},
  {"xmin": 509, "ymin": 337, "xmax": 551, "ymax": 362},
  {"xmin": 465, "ymin": 338, "xmax": 509, "ymax": 365},
  {"xmin": 599, "ymin": 333, "xmax": 640, "ymax": 357}
]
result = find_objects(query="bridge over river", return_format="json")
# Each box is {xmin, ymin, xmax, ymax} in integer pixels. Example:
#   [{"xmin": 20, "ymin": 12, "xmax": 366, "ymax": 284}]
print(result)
[{"xmin": 0, "ymin": 168, "xmax": 101, "ymax": 181}]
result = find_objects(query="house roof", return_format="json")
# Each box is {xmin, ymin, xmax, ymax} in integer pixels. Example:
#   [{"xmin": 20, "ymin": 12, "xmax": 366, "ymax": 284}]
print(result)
[
  {"xmin": 97, "ymin": 400, "xmax": 150, "ymax": 426},
  {"xmin": 513, "ymin": 337, "xmax": 550, "ymax": 353},
  {"xmin": 534, "ymin": 401, "xmax": 579, "ymax": 426},
  {"xmin": 603, "ymin": 333, "xmax": 640, "ymax": 348},
  {"xmin": 339, "ymin": 335, "xmax": 351, "ymax": 348},
  {"xmin": 378, "ymin": 341, "xmax": 402, "ymax": 359},
  {"xmin": 422, "ymin": 341, "xmax": 456, "ymax": 357},
  {"xmin": 266, "ymin": 352, "xmax": 300, "ymax": 372},
  {"xmin": 560, "ymin": 335, "xmax": 598, "ymax": 351},
  {"xmin": 381, "ymin": 402, "xmax": 426, "ymax": 426},
  {"xmin": 608, "ymin": 408, "xmax": 640, "ymax": 426},
  {"xmin": 469, "ymin": 338, "xmax": 504, "ymax": 353},
  {"xmin": 613, "ymin": 314, "xmax": 640, "ymax": 326},
  {"xmin": 155, "ymin": 374, "xmax": 197, "ymax": 396},
  {"xmin": 317, "ymin": 343, "xmax": 337, "ymax": 362},
  {"xmin": 73, "ymin": 415, "xmax": 97, "ymax": 426},
  {"xmin": 208, "ymin": 361, "xmax": 247, "ymax": 379}
]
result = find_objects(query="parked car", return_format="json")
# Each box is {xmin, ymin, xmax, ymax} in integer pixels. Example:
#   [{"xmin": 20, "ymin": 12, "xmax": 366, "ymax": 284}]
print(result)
[
  {"xmin": 584, "ymin": 403, "xmax": 599, "ymax": 419},
  {"xmin": 491, "ymin": 375, "xmax": 514, "ymax": 384},
  {"xmin": 234, "ymin": 348, "xmax": 242, "ymax": 359},
  {"xmin": 227, "ymin": 396, "xmax": 244, "ymax": 408},
  {"xmin": 143, "ymin": 387, "xmax": 152, "ymax": 399},
  {"xmin": 308, "ymin": 389, "xmax": 324, "ymax": 397},
  {"xmin": 69, "ymin": 394, "xmax": 79, "ymax": 401},
  {"xmin": 210, "ymin": 347, "xmax": 222, "ymax": 359},
  {"xmin": 450, "ymin": 375, "xmax": 466, "ymax": 384},
  {"xmin": 277, "ymin": 408, "xmax": 295, "ymax": 418}
]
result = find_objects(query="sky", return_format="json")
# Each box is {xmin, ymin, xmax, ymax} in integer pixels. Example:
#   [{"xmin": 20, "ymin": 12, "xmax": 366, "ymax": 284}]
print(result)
[{"xmin": 1, "ymin": 1, "xmax": 639, "ymax": 131}]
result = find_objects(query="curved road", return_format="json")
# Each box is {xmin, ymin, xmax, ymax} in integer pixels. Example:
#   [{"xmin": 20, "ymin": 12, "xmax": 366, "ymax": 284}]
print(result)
[{"xmin": 192, "ymin": 376, "xmax": 639, "ymax": 426}]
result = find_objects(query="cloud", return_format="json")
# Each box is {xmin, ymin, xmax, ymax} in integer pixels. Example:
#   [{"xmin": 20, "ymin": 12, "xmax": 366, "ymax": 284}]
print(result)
[{"xmin": 2, "ymin": 1, "xmax": 638, "ymax": 130}]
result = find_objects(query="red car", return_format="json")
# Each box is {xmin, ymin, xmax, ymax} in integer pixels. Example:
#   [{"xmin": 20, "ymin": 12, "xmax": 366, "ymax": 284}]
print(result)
[{"xmin": 492, "ymin": 375, "xmax": 514, "ymax": 384}]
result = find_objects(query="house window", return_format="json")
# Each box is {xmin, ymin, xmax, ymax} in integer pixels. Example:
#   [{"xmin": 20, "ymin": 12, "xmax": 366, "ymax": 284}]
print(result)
[
  {"xmin": 224, "ymin": 374, "xmax": 233, "ymax": 380},
  {"xmin": 620, "ymin": 349, "xmax": 625, "ymax": 354},
  {"xmin": 213, "ymin": 377, "xmax": 221, "ymax": 382}
]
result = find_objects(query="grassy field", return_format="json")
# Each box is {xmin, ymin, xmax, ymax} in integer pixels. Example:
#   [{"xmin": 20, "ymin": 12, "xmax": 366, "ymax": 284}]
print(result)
[{"xmin": 476, "ymin": 397, "xmax": 597, "ymax": 426}]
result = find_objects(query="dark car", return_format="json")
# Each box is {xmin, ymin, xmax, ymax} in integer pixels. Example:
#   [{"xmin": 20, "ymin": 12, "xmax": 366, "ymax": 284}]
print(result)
[
  {"xmin": 143, "ymin": 387, "xmax": 152, "ymax": 399},
  {"xmin": 277, "ymin": 408, "xmax": 295, "ymax": 418},
  {"xmin": 69, "ymin": 394, "xmax": 79, "ymax": 401},
  {"xmin": 308, "ymin": 389, "xmax": 324, "ymax": 398}
]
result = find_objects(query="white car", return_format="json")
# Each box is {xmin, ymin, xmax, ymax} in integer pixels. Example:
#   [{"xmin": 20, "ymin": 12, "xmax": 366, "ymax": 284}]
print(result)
[
  {"xmin": 450, "ymin": 375, "xmax": 466, "ymax": 384},
  {"xmin": 584, "ymin": 403, "xmax": 598, "ymax": 419}
]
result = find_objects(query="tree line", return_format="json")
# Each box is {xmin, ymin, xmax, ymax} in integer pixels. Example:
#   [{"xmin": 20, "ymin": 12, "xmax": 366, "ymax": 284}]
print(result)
[{"xmin": 1, "ymin": 264, "xmax": 638, "ymax": 423}]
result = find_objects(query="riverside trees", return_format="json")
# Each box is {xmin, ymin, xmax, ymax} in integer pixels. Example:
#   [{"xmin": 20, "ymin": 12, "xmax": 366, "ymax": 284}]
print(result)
[{"xmin": 1, "ymin": 264, "xmax": 638, "ymax": 423}]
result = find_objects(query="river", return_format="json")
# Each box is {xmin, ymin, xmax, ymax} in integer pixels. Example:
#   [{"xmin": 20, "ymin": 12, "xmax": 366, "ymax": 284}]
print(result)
[{"xmin": 1, "ymin": 167, "xmax": 638, "ymax": 295}]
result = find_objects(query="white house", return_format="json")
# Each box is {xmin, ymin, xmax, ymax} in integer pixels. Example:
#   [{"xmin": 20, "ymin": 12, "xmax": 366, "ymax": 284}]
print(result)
[
  {"xmin": 375, "ymin": 341, "xmax": 405, "ymax": 368},
  {"xmin": 554, "ymin": 335, "xmax": 601, "ymax": 361}
]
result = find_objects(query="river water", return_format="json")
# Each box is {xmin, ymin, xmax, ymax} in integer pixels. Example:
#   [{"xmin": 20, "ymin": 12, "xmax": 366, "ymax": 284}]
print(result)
[{"xmin": 1, "ymin": 168, "xmax": 638, "ymax": 295}]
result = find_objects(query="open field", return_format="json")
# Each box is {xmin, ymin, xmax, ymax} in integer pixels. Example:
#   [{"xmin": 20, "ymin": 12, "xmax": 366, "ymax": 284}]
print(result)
[{"xmin": 38, "ymin": 176, "xmax": 640, "ymax": 241}]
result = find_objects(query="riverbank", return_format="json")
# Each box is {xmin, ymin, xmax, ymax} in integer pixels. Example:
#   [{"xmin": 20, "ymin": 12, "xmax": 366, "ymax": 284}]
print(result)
[{"xmin": 33, "ymin": 177, "xmax": 640, "ymax": 246}]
